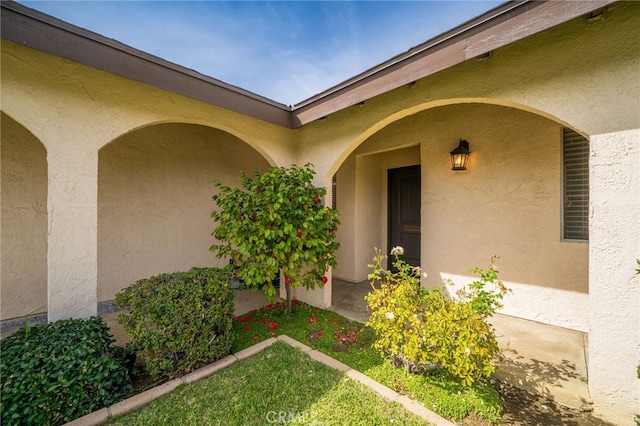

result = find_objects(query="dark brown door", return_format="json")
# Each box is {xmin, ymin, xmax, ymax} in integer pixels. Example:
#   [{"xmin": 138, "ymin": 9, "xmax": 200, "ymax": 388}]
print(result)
[{"xmin": 388, "ymin": 165, "xmax": 421, "ymax": 267}]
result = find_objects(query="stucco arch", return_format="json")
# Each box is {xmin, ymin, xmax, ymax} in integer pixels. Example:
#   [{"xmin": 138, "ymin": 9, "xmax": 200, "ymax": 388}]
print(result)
[
  {"xmin": 97, "ymin": 122, "xmax": 272, "ymax": 302},
  {"xmin": 327, "ymin": 97, "xmax": 587, "ymax": 179},
  {"xmin": 98, "ymin": 119, "xmax": 279, "ymax": 167},
  {"xmin": 0, "ymin": 111, "xmax": 48, "ymax": 321},
  {"xmin": 330, "ymin": 101, "xmax": 589, "ymax": 332}
]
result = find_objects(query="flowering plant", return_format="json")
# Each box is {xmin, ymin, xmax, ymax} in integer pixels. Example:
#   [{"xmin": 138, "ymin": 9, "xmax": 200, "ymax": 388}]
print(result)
[{"xmin": 365, "ymin": 247, "xmax": 508, "ymax": 386}]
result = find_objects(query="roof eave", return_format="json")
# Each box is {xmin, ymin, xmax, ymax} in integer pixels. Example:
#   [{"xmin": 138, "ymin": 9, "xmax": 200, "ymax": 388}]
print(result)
[
  {"xmin": 290, "ymin": 0, "xmax": 617, "ymax": 127},
  {"xmin": 1, "ymin": 1, "xmax": 293, "ymax": 128}
]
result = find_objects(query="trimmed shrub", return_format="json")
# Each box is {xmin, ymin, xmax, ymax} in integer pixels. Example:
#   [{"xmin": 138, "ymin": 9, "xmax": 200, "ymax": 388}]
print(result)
[
  {"xmin": 0, "ymin": 317, "xmax": 132, "ymax": 426},
  {"xmin": 115, "ymin": 266, "xmax": 234, "ymax": 380}
]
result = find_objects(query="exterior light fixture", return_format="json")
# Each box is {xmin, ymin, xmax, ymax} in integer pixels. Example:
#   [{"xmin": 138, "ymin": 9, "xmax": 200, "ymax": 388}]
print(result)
[{"xmin": 450, "ymin": 139, "xmax": 470, "ymax": 170}]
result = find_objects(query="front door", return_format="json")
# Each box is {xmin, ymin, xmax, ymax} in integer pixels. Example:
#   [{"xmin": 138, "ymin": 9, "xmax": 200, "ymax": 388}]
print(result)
[{"xmin": 388, "ymin": 165, "xmax": 421, "ymax": 267}]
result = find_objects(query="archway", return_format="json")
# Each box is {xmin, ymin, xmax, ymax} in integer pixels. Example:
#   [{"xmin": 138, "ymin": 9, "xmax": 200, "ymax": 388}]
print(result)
[
  {"xmin": 97, "ymin": 122, "xmax": 271, "ymax": 303},
  {"xmin": 330, "ymin": 102, "xmax": 588, "ymax": 332},
  {"xmin": 0, "ymin": 112, "xmax": 48, "ymax": 323}
]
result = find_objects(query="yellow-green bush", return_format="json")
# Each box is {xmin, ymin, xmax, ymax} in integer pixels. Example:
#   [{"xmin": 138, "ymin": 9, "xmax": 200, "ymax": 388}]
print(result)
[{"xmin": 365, "ymin": 248, "xmax": 508, "ymax": 386}]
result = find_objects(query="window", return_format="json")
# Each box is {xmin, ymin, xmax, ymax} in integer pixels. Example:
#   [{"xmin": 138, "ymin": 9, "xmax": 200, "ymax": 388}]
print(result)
[
  {"xmin": 331, "ymin": 174, "xmax": 337, "ymax": 210},
  {"xmin": 562, "ymin": 128, "xmax": 589, "ymax": 241}
]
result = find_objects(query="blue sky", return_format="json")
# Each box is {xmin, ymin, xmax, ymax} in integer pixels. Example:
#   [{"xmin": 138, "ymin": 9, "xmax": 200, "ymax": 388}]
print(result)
[{"xmin": 20, "ymin": 1, "xmax": 503, "ymax": 106}]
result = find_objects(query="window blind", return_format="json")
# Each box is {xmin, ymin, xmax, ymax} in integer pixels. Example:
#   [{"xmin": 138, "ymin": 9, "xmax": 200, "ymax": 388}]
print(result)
[{"xmin": 563, "ymin": 128, "xmax": 589, "ymax": 240}]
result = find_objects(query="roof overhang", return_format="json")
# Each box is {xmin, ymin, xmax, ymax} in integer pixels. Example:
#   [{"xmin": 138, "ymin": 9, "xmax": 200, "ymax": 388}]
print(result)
[
  {"xmin": 1, "ymin": 0, "xmax": 616, "ymax": 129},
  {"xmin": 290, "ymin": 0, "xmax": 615, "ymax": 126}
]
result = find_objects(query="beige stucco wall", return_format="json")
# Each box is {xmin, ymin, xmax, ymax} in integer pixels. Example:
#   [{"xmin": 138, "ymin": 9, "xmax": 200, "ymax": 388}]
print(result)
[
  {"xmin": 0, "ymin": 113, "xmax": 48, "ymax": 321},
  {"xmin": 0, "ymin": 39, "xmax": 295, "ymax": 321},
  {"xmin": 588, "ymin": 129, "xmax": 640, "ymax": 424},
  {"xmin": 98, "ymin": 123, "xmax": 271, "ymax": 302}
]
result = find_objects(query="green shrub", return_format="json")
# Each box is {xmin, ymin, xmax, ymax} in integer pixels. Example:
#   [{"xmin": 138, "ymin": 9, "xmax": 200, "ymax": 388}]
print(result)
[
  {"xmin": 115, "ymin": 266, "xmax": 234, "ymax": 380},
  {"xmin": 365, "ymin": 248, "xmax": 508, "ymax": 386},
  {"xmin": 0, "ymin": 317, "xmax": 132, "ymax": 425}
]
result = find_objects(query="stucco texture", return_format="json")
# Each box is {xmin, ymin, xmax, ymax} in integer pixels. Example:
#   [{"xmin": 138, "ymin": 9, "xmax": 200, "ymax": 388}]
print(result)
[
  {"xmin": 1, "ymin": 113, "xmax": 48, "ymax": 321},
  {"xmin": 98, "ymin": 123, "xmax": 270, "ymax": 302}
]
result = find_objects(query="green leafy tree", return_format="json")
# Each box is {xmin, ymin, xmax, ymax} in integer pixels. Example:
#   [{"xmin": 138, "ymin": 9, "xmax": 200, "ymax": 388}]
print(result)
[{"xmin": 211, "ymin": 163, "xmax": 339, "ymax": 313}]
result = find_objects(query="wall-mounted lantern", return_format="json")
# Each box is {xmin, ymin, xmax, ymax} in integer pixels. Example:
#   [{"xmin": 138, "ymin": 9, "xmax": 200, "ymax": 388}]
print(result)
[{"xmin": 450, "ymin": 139, "xmax": 470, "ymax": 170}]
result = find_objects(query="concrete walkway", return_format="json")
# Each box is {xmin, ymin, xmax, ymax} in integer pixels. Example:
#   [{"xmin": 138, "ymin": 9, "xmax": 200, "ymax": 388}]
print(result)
[{"xmin": 329, "ymin": 278, "xmax": 592, "ymax": 411}]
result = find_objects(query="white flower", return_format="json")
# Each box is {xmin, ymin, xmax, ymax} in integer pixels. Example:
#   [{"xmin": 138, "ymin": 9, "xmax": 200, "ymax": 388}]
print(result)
[
  {"xmin": 422, "ymin": 272, "xmax": 428, "ymax": 278},
  {"xmin": 385, "ymin": 312, "xmax": 395, "ymax": 320},
  {"xmin": 390, "ymin": 246, "xmax": 404, "ymax": 257},
  {"xmin": 465, "ymin": 347, "xmax": 471, "ymax": 355}
]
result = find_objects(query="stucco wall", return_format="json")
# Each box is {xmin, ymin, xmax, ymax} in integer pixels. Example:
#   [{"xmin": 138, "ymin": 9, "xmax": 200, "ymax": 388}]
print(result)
[
  {"xmin": 588, "ymin": 129, "xmax": 640, "ymax": 425},
  {"xmin": 335, "ymin": 103, "xmax": 589, "ymax": 331},
  {"xmin": 0, "ymin": 113, "xmax": 48, "ymax": 321},
  {"xmin": 98, "ymin": 123, "xmax": 270, "ymax": 302},
  {"xmin": 1, "ymin": 39, "xmax": 295, "ymax": 321}
]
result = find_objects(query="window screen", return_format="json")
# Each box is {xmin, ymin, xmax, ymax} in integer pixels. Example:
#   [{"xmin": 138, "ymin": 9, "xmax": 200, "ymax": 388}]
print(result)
[{"xmin": 562, "ymin": 128, "xmax": 589, "ymax": 241}]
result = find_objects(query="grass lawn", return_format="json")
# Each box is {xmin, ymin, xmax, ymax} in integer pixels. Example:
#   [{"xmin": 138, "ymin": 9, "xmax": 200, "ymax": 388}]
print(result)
[
  {"xmin": 231, "ymin": 299, "xmax": 502, "ymax": 423},
  {"xmin": 111, "ymin": 298, "xmax": 502, "ymax": 424},
  {"xmin": 109, "ymin": 341, "xmax": 431, "ymax": 425}
]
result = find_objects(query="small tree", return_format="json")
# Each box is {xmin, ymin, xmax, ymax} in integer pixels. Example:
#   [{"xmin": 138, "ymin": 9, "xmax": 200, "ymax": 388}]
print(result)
[{"xmin": 211, "ymin": 163, "xmax": 339, "ymax": 313}]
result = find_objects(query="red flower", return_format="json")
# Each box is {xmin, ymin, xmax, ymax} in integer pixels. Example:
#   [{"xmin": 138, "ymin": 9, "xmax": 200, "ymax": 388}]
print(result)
[
  {"xmin": 315, "ymin": 307, "xmax": 320, "ymax": 311},
  {"xmin": 314, "ymin": 194, "xmax": 320, "ymax": 202},
  {"xmin": 322, "ymin": 276, "xmax": 328, "ymax": 285},
  {"xmin": 309, "ymin": 316, "xmax": 318, "ymax": 323},
  {"xmin": 269, "ymin": 322, "xmax": 278, "ymax": 329},
  {"xmin": 253, "ymin": 335, "xmax": 259, "ymax": 341},
  {"xmin": 261, "ymin": 318, "xmax": 269, "ymax": 323},
  {"xmin": 245, "ymin": 316, "xmax": 253, "ymax": 322},
  {"xmin": 292, "ymin": 300, "xmax": 300, "ymax": 307},
  {"xmin": 243, "ymin": 325, "xmax": 251, "ymax": 331},
  {"xmin": 269, "ymin": 331, "xmax": 276, "ymax": 337},
  {"xmin": 266, "ymin": 303, "xmax": 274, "ymax": 309},
  {"xmin": 285, "ymin": 276, "xmax": 291, "ymax": 284},
  {"xmin": 317, "ymin": 332, "xmax": 324, "ymax": 337},
  {"xmin": 297, "ymin": 231, "xmax": 302, "ymax": 238}
]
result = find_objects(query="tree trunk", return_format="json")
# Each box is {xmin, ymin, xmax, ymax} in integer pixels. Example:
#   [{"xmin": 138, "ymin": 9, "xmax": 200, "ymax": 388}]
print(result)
[{"xmin": 285, "ymin": 282, "xmax": 292, "ymax": 314}]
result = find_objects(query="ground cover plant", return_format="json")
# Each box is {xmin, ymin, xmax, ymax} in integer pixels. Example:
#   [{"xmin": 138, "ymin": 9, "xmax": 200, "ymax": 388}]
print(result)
[
  {"xmin": 211, "ymin": 163, "xmax": 339, "ymax": 313},
  {"xmin": 231, "ymin": 299, "xmax": 502, "ymax": 422},
  {"xmin": 1, "ymin": 317, "xmax": 131, "ymax": 426},
  {"xmin": 115, "ymin": 266, "xmax": 234, "ymax": 381},
  {"xmin": 109, "ymin": 341, "xmax": 431, "ymax": 426}
]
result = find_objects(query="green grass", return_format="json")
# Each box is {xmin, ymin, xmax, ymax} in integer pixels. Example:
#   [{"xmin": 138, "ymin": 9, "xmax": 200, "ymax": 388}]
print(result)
[
  {"xmin": 231, "ymin": 299, "xmax": 502, "ymax": 423},
  {"xmin": 109, "ymin": 341, "xmax": 431, "ymax": 425}
]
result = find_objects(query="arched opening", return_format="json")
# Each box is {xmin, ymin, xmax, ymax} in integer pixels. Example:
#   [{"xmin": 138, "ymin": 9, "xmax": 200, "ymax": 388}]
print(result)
[
  {"xmin": 97, "ymin": 123, "xmax": 271, "ymax": 303},
  {"xmin": 331, "ymin": 102, "xmax": 588, "ymax": 332},
  {"xmin": 0, "ymin": 112, "xmax": 48, "ymax": 323}
]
